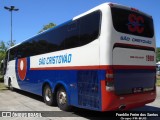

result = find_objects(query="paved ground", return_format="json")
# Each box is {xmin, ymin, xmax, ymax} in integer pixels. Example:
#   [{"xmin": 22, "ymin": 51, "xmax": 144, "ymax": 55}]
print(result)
[{"xmin": 0, "ymin": 86, "xmax": 159, "ymax": 120}]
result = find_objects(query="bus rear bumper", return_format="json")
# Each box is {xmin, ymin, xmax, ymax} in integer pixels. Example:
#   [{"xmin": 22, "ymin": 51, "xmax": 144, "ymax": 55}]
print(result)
[{"xmin": 101, "ymin": 81, "xmax": 156, "ymax": 111}]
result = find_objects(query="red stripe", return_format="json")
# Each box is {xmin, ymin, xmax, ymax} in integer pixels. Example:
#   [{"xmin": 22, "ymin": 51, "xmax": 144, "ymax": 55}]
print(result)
[
  {"xmin": 114, "ymin": 43, "xmax": 155, "ymax": 51},
  {"xmin": 113, "ymin": 65, "xmax": 156, "ymax": 70},
  {"xmin": 30, "ymin": 65, "xmax": 156, "ymax": 70},
  {"xmin": 31, "ymin": 65, "xmax": 102, "ymax": 70}
]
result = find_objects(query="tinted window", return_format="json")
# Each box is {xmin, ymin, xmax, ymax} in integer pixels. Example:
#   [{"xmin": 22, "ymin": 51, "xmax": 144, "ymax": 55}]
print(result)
[
  {"xmin": 16, "ymin": 11, "xmax": 101, "ymax": 58},
  {"xmin": 64, "ymin": 21, "xmax": 80, "ymax": 49},
  {"xmin": 79, "ymin": 11, "xmax": 101, "ymax": 45},
  {"xmin": 111, "ymin": 7, "xmax": 154, "ymax": 38},
  {"xmin": 9, "ymin": 47, "xmax": 18, "ymax": 61}
]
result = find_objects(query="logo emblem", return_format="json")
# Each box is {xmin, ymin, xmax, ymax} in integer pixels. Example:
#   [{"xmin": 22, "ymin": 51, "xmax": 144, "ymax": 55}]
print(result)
[
  {"xmin": 18, "ymin": 58, "xmax": 27, "ymax": 81},
  {"xmin": 127, "ymin": 14, "xmax": 144, "ymax": 33}
]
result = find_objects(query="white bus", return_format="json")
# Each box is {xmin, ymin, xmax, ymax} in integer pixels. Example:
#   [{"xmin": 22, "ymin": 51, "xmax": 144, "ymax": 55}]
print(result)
[
  {"xmin": 156, "ymin": 63, "xmax": 160, "ymax": 75},
  {"xmin": 3, "ymin": 3, "xmax": 156, "ymax": 111}
]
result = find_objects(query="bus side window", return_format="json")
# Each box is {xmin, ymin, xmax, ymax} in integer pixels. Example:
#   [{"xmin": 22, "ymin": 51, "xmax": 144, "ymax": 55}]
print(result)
[
  {"xmin": 79, "ymin": 11, "xmax": 101, "ymax": 46},
  {"xmin": 64, "ymin": 21, "xmax": 80, "ymax": 49},
  {"xmin": 9, "ymin": 48, "xmax": 17, "ymax": 60},
  {"xmin": 67, "ymin": 21, "xmax": 78, "ymax": 31}
]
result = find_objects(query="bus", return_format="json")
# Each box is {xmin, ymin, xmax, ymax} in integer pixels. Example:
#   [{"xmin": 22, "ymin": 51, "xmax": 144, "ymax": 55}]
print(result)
[
  {"xmin": 3, "ymin": 3, "xmax": 156, "ymax": 111},
  {"xmin": 156, "ymin": 63, "xmax": 160, "ymax": 76}
]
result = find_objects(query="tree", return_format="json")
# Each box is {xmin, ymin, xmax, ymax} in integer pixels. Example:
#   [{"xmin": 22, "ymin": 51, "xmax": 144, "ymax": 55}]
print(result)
[
  {"xmin": 38, "ymin": 23, "xmax": 56, "ymax": 33},
  {"xmin": 0, "ymin": 41, "xmax": 7, "ymax": 52},
  {"xmin": 156, "ymin": 48, "xmax": 160, "ymax": 62},
  {"xmin": 7, "ymin": 40, "xmax": 16, "ymax": 47},
  {"xmin": 0, "ymin": 41, "xmax": 8, "ymax": 58},
  {"xmin": 0, "ymin": 41, "xmax": 7, "ymax": 73},
  {"xmin": 0, "ymin": 40, "xmax": 16, "ymax": 64}
]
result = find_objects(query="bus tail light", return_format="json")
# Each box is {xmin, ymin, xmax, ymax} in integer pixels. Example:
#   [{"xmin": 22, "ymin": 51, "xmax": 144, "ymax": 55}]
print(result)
[{"xmin": 106, "ymin": 69, "xmax": 115, "ymax": 91}]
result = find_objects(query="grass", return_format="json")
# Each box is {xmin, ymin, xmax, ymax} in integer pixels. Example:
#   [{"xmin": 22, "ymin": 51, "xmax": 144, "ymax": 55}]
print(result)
[
  {"xmin": 156, "ymin": 76, "xmax": 160, "ymax": 86},
  {"xmin": 0, "ymin": 83, "xmax": 7, "ymax": 90},
  {"xmin": 0, "ymin": 74, "xmax": 7, "ymax": 90},
  {"xmin": 0, "ymin": 75, "xmax": 4, "ymax": 82}
]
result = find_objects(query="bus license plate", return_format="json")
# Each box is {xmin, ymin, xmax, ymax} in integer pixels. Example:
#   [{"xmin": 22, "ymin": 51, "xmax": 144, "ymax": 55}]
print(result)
[{"xmin": 133, "ymin": 87, "xmax": 143, "ymax": 93}]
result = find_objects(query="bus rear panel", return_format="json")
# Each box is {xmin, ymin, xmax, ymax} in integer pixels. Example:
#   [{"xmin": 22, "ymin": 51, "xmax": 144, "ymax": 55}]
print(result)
[{"xmin": 101, "ymin": 4, "xmax": 156, "ymax": 111}]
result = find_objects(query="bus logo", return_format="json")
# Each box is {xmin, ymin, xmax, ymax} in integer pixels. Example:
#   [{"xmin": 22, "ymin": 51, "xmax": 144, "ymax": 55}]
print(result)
[
  {"xmin": 18, "ymin": 58, "xmax": 27, "ymax": 81},
  {"xmin": 127, "ymin": 14, "xmax": 144, "ymax": 34}
]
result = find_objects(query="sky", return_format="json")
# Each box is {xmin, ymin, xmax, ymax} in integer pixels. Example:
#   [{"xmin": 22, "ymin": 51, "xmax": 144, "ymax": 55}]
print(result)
[{"xmin": 0, "ymin": 0, "xmax": 160, "ymax": 46}]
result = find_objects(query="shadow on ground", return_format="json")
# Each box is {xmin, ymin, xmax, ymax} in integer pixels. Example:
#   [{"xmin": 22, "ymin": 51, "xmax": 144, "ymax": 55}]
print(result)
[
  {"xmin": 11, "ymin": 89, "xmax": 160, "ymax": 120},
  {"xmin": 131, "ymin": 105, "xmax": 160, "ymax": 111},
  {"xmin": 14, "ymin": 88, "xmax": 43, "ymax": 102}
]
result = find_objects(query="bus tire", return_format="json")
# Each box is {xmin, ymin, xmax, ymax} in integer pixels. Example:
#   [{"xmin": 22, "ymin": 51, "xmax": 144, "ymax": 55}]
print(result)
[
  {"xmin": 57, "ymin": 87, "xmax": 71, "ymax": 111},
  {"xmin": 43, "ymin": 84, "xmax": 56, "ymax": 106},
  {"xmin": 8, "ymin": 79, "xmax": 14, "ymax": 91}
]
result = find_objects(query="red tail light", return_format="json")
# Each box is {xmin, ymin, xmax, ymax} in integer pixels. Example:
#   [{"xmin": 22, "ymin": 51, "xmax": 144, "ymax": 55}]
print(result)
[
  {"xmin": 106, "ymin": 69, "xmax": 114, "ymax": 82},
  {"xmin": 106, "ymin": 69, "xmax": 115, "ymax": 91}
]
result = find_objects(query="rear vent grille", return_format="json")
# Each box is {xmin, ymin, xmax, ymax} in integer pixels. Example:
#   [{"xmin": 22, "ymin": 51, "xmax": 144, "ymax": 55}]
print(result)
[{"xmin": 77, "ymin": 71, "xmax": 100, "ymax": 109}]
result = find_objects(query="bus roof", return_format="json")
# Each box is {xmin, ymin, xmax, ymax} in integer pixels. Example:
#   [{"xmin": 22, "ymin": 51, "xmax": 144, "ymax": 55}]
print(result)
[
  {"xmin": 73, "ymin": 2, "xmax": 152, "ymax": 20},
  {"xmin": 7, "ymin": 2, "xmax": 152, "ymax": 51}
]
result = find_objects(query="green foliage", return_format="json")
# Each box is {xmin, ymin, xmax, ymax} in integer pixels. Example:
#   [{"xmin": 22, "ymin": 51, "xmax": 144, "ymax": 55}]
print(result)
[
  {"xmin": 0, "ymin": 41, "xmax": 7, "ymax": 74},
  {"xmin": 39, "ymin": 23, "xmax": 56, "ymax": 33},
  {"xmin": 156, "ymin": 48, "xmax": 160, "ymax": 62},
  {"xmin": 0, "ymin": 41, "xmax": 7, "ymax": 62},
  {"xmin": 0, "ymin": 41, "xmax": 7, "ymax": 52},
  {"xmin": 0, "ymin": 40, "xmax": 16, "ymax": 61},
  {"xmin": 156, "ymin": 76, "xmax": 160, "ymax": 86},
  {"xmin": 0, "ymin": 40, "xmax": 16, "ymax": 74},
  {"xmin": 7, "ymin": 40, "xmax": 16, "ymax": 47}
]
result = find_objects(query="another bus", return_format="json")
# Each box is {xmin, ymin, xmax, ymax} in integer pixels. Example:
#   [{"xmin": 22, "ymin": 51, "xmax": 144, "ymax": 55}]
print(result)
[
  {"xmin": 3, "ymin": 3, "xmax": 156, "ymax": 111},
  {"xmin": 156, "ymin": 63, "xmax": 160, "ymax": 76}
]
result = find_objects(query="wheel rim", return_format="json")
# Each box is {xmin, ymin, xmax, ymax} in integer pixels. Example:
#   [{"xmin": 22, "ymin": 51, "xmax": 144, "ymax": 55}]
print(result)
[
  {"xmin": 45, "ymin": 87, "xmax": 52, "ymax": 102},
  {"xmin": 58, "ymin": 90, "xmax": 67, "ymax": 105}
]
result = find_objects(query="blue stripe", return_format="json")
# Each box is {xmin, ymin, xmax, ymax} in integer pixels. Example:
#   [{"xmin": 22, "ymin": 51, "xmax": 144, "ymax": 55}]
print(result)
[{"xmin": 16, "ymin": 58, "xmax": 106, "ymax": 111}]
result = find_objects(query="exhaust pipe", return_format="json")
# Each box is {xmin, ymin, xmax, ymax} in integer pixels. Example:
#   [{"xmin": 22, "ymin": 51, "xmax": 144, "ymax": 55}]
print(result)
[{"xmin": 119, "ymin": 105, "xmax": 126, "ymax": 111}]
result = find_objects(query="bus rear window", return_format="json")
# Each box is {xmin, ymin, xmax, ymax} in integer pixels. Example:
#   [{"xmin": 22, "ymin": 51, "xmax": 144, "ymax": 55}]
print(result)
[{"xmin": 111, "ymin": 7, "xmax": 154, "ymax": 38}]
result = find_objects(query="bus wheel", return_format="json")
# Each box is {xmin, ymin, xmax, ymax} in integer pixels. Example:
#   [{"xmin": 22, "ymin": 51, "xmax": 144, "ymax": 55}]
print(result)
[
  {"xmin": 8, "ymin": 79, "xmax": 14, "ymax": 91},
  {"xmin": 57, "ymin": 87, "xmax": 71, "ymax": 111},
  {"xmin": 43, "ymin": 85, "xmax": 55, "ymax": 106}
]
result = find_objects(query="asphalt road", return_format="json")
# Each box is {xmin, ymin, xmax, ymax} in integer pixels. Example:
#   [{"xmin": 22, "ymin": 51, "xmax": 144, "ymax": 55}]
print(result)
[{"xmin": 0, "ymin": 87, "xmax": 159, "ymax": 120}]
